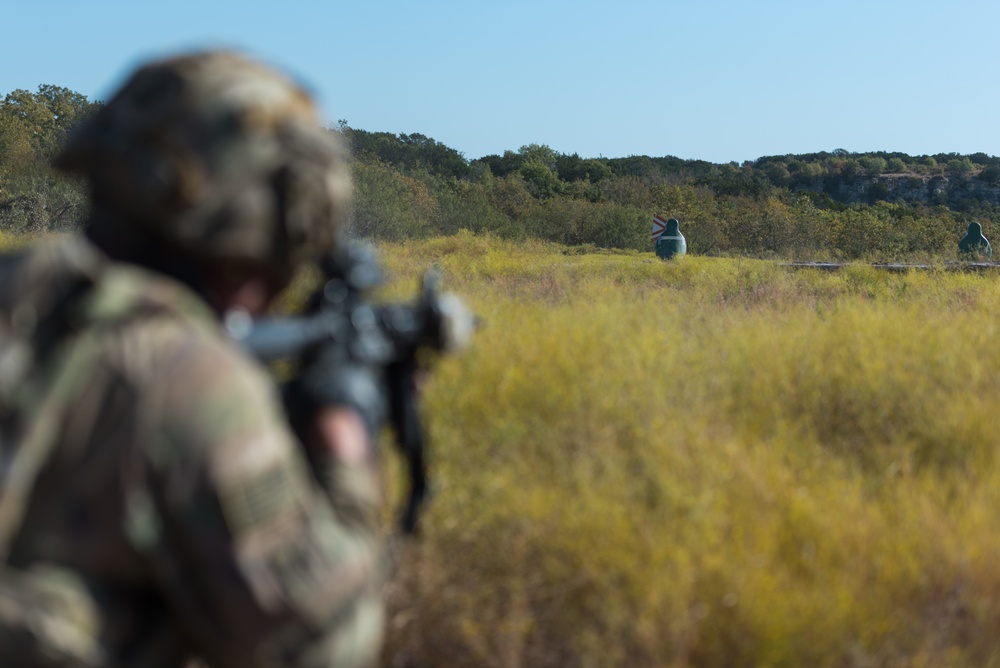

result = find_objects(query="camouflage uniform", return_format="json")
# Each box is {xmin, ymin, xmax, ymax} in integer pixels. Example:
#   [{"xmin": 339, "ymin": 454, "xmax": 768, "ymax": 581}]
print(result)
[{"xmin": 0, "ymin": 53, "xmax": 385, "ymax": 668}]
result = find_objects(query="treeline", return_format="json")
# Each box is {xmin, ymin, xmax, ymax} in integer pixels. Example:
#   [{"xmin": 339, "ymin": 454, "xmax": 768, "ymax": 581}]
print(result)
[
  {"xmin": 344, "ymin": 125, "xmax": 995, "ymax": 260},
  {"xmin": 2, "ymin": 84, "xmax": 997, "ymax": 260}
]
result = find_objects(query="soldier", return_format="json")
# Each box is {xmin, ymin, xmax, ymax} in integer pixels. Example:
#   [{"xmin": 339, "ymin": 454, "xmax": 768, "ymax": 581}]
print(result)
[{"xmin": 0, "ymin": 52, "xmax": 386, "ymax": 667}]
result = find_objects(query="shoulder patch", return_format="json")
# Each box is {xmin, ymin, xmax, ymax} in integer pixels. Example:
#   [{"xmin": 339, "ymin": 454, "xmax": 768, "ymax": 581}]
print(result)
[{"xmin": 219, "ymin": 463, "xmax": 302, "ymax": 534}]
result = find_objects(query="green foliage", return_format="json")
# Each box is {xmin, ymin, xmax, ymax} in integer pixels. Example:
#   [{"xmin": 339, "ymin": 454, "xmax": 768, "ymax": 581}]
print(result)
[
  {"xmin": 516, "ymin": 143, "xmax": 558, "ymax": 168},
  {"xmin": 763, "ymin": 161, "xmax": 792, "ymax": 187},
  {"xmin": 979, "ymin": 166, "xmax": 1000, "ymax": 185},
  {"xmin": 428, "ymin": 178, "xmax": 524, "ymax": 239},
  {"xmin": 518, "ymin": 160, "xmax": 565, "ymax": 199},
  {"xmin": 596, "ymin": 174, "xmax": 655, "ymax": 210},
  {"xmin": 0, "ymin": 85, "xmax": 97, "ymax": 232},
  {"xmin": 341, "ymin": 125, "xmax": 470, "ymax": 179},
  {"xmin": 841, "ymin": 158, "xmax": 862, "ymax": 183},
  {"xmin": 555, "ymin": 153, "xmax": 612, "ymax": 184},
  {"xmin": 0, "ymin": 172, "xmax": 87, "ymax": 233},
  {"xmin": 350, "ymin": 160, "xmax": 437, "ymax": 240},
  {"xmin": 702, "ymin": 168, "xmax": 773, "ymax": 199},
  {"xmin": 947, "ymin": 157, "xmax": 975, "ymax": 175},
  {"xmin": 573, "ymin": 203, "xmax": 648, "ymax": 249},
  {"xmin": 3, "ymin": 83, "xmax": 1000, "ymax": 258},
  {"xmin": 0, "ymin": 85, "xmax": 96, "ymax": 167},
  {"xmin": 887, "ymin": 157, "xmax": 907, "ymax": 172},
  {"xmin": 474, "ymin": 150, "xmax": 523, "ymax": 178},
  {"xmin": 859, "ymin": 156, "xmax": 887, "ymax": 176},
  {"xmin": 486, "ymin": 174, "xmax": 536, "ymax": 222},
  {"xmin": 867, "ymin": 179, "xmax": 890, "ymax": 204}
]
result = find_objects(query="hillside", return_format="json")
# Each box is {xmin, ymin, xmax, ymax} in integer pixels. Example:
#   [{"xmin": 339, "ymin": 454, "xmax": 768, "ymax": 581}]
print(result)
[{"xmin": 795, "ymin": 170, "xmax": 1000, "ymax": 209}]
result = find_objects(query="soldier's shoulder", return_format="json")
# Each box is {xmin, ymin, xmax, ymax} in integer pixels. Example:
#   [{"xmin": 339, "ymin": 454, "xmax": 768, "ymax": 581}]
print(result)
[
  {"xmin": 89, "ymin": 259, "xmax": 216, "ymax": 329},
  {"xmin": 100, "ymin": 269, "xmax": 264, "ymax": 403},
  {"xmin": 0, "ymin": 236, "xmax": 102, "ymax": 311}
]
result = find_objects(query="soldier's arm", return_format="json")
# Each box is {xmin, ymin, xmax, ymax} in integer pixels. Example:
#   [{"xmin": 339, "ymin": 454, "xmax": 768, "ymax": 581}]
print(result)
[{"xmin": 141, "ymin": 335, "xmax": 385, "ymax": 668}]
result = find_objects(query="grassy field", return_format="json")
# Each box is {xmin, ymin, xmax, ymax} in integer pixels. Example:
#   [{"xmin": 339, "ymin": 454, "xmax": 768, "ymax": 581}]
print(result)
[
  {"xmin": 369, "ymin": 233, "xmax": 1000, "ymax": 668},
  {"xmin": 8, "ymin": 229, "xmax": 1000, "ymax": 665}
]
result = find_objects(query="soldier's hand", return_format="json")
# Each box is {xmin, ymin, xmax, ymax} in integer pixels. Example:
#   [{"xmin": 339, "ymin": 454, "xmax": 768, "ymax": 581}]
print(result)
[{"xmin": 313, "ymin": 406, "xmax": 371, "ymax": 465}]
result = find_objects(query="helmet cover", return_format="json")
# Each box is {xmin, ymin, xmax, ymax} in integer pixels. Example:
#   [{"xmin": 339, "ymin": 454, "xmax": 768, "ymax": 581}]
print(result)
[{"xmin": 56, "ymin": 51, "xmax": 350, "ymax": 270}]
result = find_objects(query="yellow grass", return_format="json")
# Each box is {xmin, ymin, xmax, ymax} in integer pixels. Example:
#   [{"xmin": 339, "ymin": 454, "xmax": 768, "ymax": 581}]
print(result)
[
  {"xmin": 0, "ymin": 229, "xmax": 35, "ymax": 252},
  {"xmin": 374, "ymin": 233, "xmax": 1000, "ymax": 667},
  {"xmin": 9, "ymin": 230, "xmax": 997, "ymax": 665}
]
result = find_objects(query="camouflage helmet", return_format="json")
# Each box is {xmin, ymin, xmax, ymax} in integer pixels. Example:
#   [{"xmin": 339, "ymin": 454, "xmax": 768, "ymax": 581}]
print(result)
[{"xmin": 55, "ymin": 50, "xmax": 350, "ymax": 271}]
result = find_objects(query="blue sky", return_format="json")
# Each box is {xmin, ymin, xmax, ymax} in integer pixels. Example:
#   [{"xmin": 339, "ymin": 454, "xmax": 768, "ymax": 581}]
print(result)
[{"xmin": 2, "ymin": 0, "xmax": 998, "ymax": 164}]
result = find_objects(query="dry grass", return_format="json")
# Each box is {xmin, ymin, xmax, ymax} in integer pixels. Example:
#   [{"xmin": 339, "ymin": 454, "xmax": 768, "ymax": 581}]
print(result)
[
  {"xmin": 0, "ymin": 229, "xmax": 37, "ymax": 252},
  {"xmin": 9, "ymin": 228, "xmax": 1000, "ymax": 664},
  {"xmin": 372, "ymin": 232, "xmax": 1000, "ymax": 668}
]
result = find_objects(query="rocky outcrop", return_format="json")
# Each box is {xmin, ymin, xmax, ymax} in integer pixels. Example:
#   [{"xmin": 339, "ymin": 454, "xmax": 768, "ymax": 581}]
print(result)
[{"xmin": 795, "ymin": 174, "xmax": 1000, "ymax": 208}]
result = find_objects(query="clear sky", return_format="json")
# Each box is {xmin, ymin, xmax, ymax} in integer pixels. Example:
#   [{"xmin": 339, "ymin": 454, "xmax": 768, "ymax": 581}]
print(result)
[{"xmin": 2, "ymin": 0, "xmax": 998, "ymax": 164}]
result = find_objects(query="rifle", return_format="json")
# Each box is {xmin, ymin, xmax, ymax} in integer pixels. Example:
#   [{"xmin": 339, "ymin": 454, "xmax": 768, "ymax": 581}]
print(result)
[{"xmin": 227, "ymin": 241, "xmax": 475, "ymax": 535}]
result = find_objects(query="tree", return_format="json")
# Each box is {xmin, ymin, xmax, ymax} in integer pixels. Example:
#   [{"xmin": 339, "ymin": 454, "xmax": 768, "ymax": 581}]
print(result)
[
  {"xmin": 0, "ymin": 85, "xmax": 98, "ymax": 232},
  {"xmin": 868, "ymin": 179, "xmax": 891, "ymax": 204},
  {"xmin": 519, "ymin": 160, "xmax": 564, "ymax": 199},
  {"xmin": 763, "ymin": 161, "xmax": 792, "ymax": 187},
  {"xmin": 340, "ymin": 126, "xmax": 469, "ymax": 179},
  {"xmin": 0, "ymin": 85, "xmax": 97, "ymax": 162},
  {"xmin": 517, "ymin": 143, "xmax": 558, "ymax": 170},
  {"xmin": 843, "ymin": 159, "xmax": 865, "ymax": 182},
  {"xmin": 607, "ymin": 155, "xmax": 658, "ymax": 178},
  {"xmin": 977, "ymin": 166, "xmax": 1000, "ymax": 184},
  {"xmin": 886, "ymin": 157, "xmax": 907, "ymax": 173},
  {"xmin": 399, "ymin": 132, "xmax": 469, "ymax": 179},
  {"xmin": 946, "ymin": 157, "xmax": 974, "ymax": 176},
  {"xmin": 350, "ymin": 159, "xmax": 436, "ymax": 240},
  {"xmin": 555, "ymin": 153, "xmax": 612, "ymax": 184},
  {"xmin": 0, "ymin": 109, "xmax": 34, "ymax": 174},
  {"xmin": 474, "ymin": 150, "xmax": 522, "ymax": 178},
  {"xmin": 858, "ymin": 156, "xmax": 887, "ymax": 177}
]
